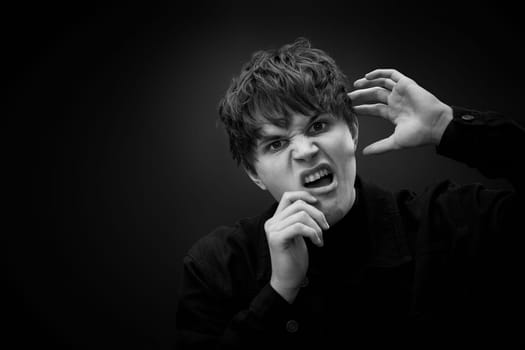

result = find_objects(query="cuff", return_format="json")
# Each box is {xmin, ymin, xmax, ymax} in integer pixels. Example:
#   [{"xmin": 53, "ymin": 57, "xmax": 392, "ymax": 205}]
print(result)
[
  {"xmin": 249, "ymin": 283, "xmax": 298, "ymax": 331},
  {"xmin": 436, "ymin": 106, "xmax": 499, "ymax": 165}
]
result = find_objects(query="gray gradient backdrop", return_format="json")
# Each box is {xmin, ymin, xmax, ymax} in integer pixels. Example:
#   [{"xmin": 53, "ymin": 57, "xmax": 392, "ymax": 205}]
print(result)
[{"xmin": 9, "ymin": 2, "xmax": 524, "ymax": 349}]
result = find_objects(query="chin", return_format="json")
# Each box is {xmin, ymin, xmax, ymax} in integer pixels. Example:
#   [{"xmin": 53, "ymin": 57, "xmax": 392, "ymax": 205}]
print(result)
[
  {"xmin": 322, "ymin": 190, "xmax": 355, "ymax": 226},
  {"xmin": 319, "ymin": 201, "xmax": 344, "ymax": 226},
  {"xmin": 325, "ymin": 209, "xmax": 344, "ymax": 226}
]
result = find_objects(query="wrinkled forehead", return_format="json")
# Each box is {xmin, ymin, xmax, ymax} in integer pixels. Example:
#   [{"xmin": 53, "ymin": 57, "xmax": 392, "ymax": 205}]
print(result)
[
  {"xmin": 253, "ymin": 111, "xmax": 312, "ymax": 137},
  {"xmin": 252, "ymin": 105, "xmax": 318, "ymax": 132}
]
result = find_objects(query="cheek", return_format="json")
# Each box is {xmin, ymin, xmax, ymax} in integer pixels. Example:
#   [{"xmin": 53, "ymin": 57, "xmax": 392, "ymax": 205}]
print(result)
[
  {"xmin": 258, "ymin": 159, "xmax": 294, "ymax": 199},
  {"xmin": 330, "ymin": 131, "xmax": 357, "ymax": 181},
  {"xmin": 341, "ymin": 141, "xmax": 356, "ymax": 157},
  {"xmin": 333, "ymin": 130, "xmax": 356, "ymax": 157}
]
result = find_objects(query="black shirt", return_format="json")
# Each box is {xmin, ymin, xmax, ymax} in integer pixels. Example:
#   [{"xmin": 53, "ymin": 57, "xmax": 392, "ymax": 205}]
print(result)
[{"xmin": 176, "ymin": 107, "xmax": 525, "ymax": 348}]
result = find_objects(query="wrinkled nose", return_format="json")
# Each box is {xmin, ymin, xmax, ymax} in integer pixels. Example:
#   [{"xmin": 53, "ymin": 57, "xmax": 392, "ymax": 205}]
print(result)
[{"xmin": 292, "ymin": 136, "xmax": 319, "ymax": 162}]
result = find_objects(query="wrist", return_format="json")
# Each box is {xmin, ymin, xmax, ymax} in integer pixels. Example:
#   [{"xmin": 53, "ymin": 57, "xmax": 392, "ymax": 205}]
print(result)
[
  {"xmin": 431, "ymin": 103, "xmax": 453, "ymax": 145},
  {"xmin": 270, "ymin": 279, "xmax": 300, "ymax": 304}
]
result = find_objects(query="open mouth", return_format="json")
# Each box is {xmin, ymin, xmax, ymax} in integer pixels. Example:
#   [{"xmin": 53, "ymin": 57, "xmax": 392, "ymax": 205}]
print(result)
[{"xmin": 303, "ymin": 167, "xmax": 335, "ymax": 189}]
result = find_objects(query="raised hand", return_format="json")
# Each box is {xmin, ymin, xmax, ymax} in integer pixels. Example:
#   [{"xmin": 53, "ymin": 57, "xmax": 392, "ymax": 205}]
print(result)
[{"xmin": 348, "ymin": 69, "xmax": 453, "ymax": 155}]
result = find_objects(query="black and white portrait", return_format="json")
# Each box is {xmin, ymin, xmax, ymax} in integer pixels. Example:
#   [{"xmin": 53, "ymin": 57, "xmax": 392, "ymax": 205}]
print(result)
[{"xmin": 9, "ymin": 2, "xmax": 524, "ymax": 349}]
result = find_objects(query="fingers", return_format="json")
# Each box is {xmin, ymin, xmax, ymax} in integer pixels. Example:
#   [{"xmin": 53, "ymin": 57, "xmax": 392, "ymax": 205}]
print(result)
[
  {"xmin": 348, "ymin": 87, "xmax": 390, "ymax": 106},
  {"xmin": 275, "ymin": 211, "xmax": 324, "ymax": 246},
  {"xmin": 349, "ymin": 69, "xmax": 407, "ymax": 108},
  {"xmin": 279, "ymin": 223, "xmax": 323, "ymax": 247},
  {"xmin": 268, "ymin": 191, "xmax": 330, "ymax": 247},
  {"xmin": 277, "ymin": 199, "xmax": 329, "ymax": 231},
  {"xmin": 353, "ymin": 77, "xmax": 396, "ymax": 91},
  {"xmin": 363, "ymin": 68, "xmax": 406, "ymax": 83},
  {"xmin": 352, "ymin": 103, "xmax": 390, "ymax": 119},
  {"xmin": 275, "ymin": 191, "xmax": 317, "ymax": 215},
  {"xmin": 362, "ymin": 135, "xmax": 397, "ymax": 156}
]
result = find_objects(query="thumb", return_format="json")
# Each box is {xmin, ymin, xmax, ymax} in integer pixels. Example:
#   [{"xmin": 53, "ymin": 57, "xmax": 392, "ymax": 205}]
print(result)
[{"xmin": 362, "ymin": 135, "xmax": 397, "ymax": 155}]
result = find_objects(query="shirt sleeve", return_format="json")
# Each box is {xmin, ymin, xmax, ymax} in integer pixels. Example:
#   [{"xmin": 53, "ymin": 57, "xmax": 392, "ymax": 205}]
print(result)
[
  {"xmin": 436, "ymin": 106, "xmax": 524, "ymax": 236},
  {"xmin": 436, "ymin": 106, "xmax": 524, "ymax": 192},
  {"xmin": 433, "ymin": 105, "xmax": 525, "ymax": 269},
  {"xmin": 175, "ymin": 254, "xmax": 297, "ymax": 349}
]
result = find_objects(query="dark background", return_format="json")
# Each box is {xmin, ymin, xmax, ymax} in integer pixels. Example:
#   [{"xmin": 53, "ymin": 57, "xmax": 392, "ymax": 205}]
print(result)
[{"xmin": 8, "ymin": 2, "xmax": 524, "ymax": 349}]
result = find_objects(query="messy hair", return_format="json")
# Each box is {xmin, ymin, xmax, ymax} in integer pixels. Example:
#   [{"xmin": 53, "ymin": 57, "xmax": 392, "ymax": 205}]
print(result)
[{"xmin": 218, "ymin": 37, "xmax": 357, "ymax": 174}]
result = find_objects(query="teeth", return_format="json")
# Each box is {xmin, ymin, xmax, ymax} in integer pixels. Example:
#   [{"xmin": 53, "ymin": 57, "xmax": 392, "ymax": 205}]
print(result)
[{"xmin": 304, "ymin": 168, "xmax": 330, "ymax": 184}]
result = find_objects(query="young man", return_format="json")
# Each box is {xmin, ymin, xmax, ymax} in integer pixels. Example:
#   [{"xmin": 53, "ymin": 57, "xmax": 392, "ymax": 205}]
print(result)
[{"xmin": 176, "ymin": 38, "xmax": 524, "ymax": 348}]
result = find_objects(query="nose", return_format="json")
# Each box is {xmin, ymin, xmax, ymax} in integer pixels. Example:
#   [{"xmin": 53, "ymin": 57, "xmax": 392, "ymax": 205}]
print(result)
[{"xmin": 292, "ymin": 135, "xmax": 319, "ymax": 162}]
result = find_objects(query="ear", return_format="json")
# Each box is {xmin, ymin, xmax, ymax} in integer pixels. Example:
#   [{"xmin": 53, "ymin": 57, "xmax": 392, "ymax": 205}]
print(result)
[
  {"xmin": 245, "ymin": 168, "xmax": 267, "ymax": 191},
  {"xmin": 353, "ymin": 126, "xmax": 359, "ymax": 148},
  {"xmin": 351, "ymin": 119, "xmax": 359, "ymax": 148}
]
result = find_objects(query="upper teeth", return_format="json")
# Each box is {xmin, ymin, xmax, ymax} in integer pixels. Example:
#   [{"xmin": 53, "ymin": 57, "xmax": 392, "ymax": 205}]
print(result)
[{"xmin": 305, "ymin": 169, "xmax": 329, "ymax": 184}]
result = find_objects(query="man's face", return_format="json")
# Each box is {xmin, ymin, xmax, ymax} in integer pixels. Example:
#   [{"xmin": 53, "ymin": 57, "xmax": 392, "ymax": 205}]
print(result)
[{"xmin": 248, "ymin": 113, "xmax": 357, "ymax": 226}]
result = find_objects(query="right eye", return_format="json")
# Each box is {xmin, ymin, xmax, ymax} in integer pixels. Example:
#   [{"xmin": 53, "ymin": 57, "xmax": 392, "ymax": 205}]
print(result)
[{"xmin": 268, "ymin": 140, "xmax": 286, "ymax": 152}]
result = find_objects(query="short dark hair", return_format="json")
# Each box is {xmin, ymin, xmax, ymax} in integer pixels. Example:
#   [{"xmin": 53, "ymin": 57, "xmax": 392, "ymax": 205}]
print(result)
[{"xmin": 218, "ymin": 37, "xmax": 357, "ymax": 174}]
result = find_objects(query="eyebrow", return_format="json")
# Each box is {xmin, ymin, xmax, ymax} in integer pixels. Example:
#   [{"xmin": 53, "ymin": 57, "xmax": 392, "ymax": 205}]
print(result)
[
  {"xmin": 256, "ymin": 114, "xmax": 324, "ymax": 147},
  {"xmin": 256, "ymin": 133, "xmax": 283, "ymax": 148}
]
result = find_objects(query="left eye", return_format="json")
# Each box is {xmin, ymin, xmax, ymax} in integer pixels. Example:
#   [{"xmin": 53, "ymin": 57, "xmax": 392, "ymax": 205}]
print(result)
[{"xmin": 310, "ymin": 121, "xmax": 327, "ymax": 133}]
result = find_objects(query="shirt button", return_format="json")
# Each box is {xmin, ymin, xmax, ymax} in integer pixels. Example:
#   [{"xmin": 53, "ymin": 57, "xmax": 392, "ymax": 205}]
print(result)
[
  {"xmin": 300, "ymin": 276, "xmax": 309, "ymax": 288},
  {"xmin": 461, "ymin": 114, "xmax": 475, "ymax": 121},
  {"xmin": 286, "ymin": 319, "xmax": 299, "ymax": 333}
]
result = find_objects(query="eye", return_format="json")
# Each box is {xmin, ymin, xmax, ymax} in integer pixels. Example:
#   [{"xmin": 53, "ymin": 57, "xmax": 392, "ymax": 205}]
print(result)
[
  {"xmin": 309, "ymin": 121, "xmax": 327, "ymax": 134},
  {"xmin": 268, "ymin": 139, "xmax": 286, "ymax": 152}
]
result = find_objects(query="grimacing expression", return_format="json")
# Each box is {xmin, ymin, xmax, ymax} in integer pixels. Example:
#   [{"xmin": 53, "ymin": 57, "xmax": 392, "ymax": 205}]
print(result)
[{"xmin": 247, "ymin": 113, "xmax": 358, "ymax": 226}]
